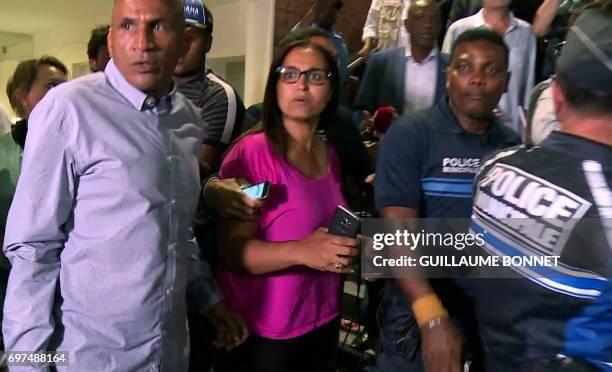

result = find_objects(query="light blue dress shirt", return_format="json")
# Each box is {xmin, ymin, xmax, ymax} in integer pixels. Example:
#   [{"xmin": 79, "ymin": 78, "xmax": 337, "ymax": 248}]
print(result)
[{"xmin": 3, "ymin": 59, "xmax": 205, "ymax": 372}]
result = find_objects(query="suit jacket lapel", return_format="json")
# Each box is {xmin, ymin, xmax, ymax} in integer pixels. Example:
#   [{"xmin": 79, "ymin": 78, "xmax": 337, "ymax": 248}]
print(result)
[
  {"xmin": 434, "ymin": 54, "xmax": 448, "ymax": 103},
  {"xmin": 391, "ymin": 47, "xmax": 406, "ymax": 112}
]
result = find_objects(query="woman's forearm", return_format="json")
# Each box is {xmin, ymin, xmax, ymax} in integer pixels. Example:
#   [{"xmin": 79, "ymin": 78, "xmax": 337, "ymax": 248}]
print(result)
[
  {"xmin": 532, "ymin": 0, "xmax": 561, "ymax": 37},
  {"xmin": 222, "ymin": 236, "xmax": 302, "ymax": 275},
  {"xmin": 218, "ymin": 217, "xmax": 305, "ymax": 275}
]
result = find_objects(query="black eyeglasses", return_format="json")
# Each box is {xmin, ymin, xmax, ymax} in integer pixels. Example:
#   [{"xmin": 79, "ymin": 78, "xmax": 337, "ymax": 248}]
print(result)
[{"xmin": 276, "ymin": 66, "xmax": 333, "ymax": 85}]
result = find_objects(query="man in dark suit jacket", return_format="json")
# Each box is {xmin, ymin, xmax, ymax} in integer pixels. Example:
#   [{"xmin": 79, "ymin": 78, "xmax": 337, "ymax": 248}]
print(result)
[{"xmin": 354, "ymin": 1, "xmax": 447, "ymax": 117}]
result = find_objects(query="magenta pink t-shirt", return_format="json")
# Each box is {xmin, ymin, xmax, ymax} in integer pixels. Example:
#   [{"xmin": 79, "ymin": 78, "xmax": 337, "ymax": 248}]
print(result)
[{"xmin": 217, "ymin": 132, "xmax": 347, "ymax": 339}]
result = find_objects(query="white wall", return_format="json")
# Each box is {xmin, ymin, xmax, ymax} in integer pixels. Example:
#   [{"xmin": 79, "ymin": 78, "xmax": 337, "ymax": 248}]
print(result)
[
  {"xmin": 244, "ymin": 0, "xmax": 276, "ymax": 106},
  {"xmin": 0, "ymin": 37, "xmax": 33, "ymax": 64},
  {"xmin": 0, "ymin": 11, "xmax": 111, "ymax": 118},
  {"xmin": 207, "ymin": 0, "xmax": 276, "ymax": 107},
  {"xmin": 208, "ymin": 1, "xmax": 247, "ymax": 60},
  {"xmin": 0, "ymin": 61, "xmax": 19, "ymax": 119},
  {"xmin": 33, "ymin": 16, "xmax": 111, "ymax": 77},
  {"xmin": 0, "ymin": 0, "xmax": 274, "ymax": 113},
  {"xmin": 0, "ymin": 33, "xmax": 33, "ymax": 118}
]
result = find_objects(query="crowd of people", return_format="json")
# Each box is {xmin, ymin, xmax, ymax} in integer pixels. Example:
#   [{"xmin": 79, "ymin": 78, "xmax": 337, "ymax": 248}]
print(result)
[{"xmin": 0, "ymin": 0, "xmax": 610, "ymax": 371}]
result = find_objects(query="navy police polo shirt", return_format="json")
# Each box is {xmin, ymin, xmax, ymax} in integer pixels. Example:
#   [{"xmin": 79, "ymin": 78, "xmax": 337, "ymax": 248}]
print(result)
[
  {"xmin": 373, "ymin": 97, "xmax": 521, "ymax": 349},
  {"xmin": 375, "ymin": 97, "xmax": 520, "ymax": 218}
]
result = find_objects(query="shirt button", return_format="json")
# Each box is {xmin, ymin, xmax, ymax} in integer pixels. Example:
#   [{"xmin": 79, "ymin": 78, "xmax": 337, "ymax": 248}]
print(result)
[
  {"xmin": 169, "ymin": 243, "xmax": 176, "ymax": 250},
  {"xmin": 166, "ymin": 288, "xmax": 172, "ymax": 295},
  {"xmin": 145, "ymin": 97, "xmax": 156, "ymax": 108},
  {"xmin": 167, "ymin": 155, "xmax": 174, "ymax": 161},
  {"xmin": 151, "ymin": 365, "xmax": 159, "ymax": 371}
]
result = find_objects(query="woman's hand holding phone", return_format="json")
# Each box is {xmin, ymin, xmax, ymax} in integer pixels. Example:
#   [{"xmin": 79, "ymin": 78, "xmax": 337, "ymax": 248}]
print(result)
[{"xmin": 294, "ymin": 227, "xmax": 360, "ymax": 274}]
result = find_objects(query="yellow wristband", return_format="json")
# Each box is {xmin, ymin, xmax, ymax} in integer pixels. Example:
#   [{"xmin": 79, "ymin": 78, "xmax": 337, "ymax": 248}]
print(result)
[{"xmin": 411, "ymin": 294, "xmax": 449, "ymax": 327}]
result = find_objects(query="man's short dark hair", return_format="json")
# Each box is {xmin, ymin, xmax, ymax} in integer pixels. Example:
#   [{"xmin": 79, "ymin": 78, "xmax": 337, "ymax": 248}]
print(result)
[
  {"xmin": 449, "ymin": 28, "xmax": 510, "ymax": 69},
  {"xmin": 87, "ymin": 25, "xmax": 110, "ymax": 59},
  {"xmin": 556, "ymin": 72, "xmax": 612, "ymax": 115},
  {"xmin": 278, "ymin": 27, "xmax": 330, "ymax": 49}
]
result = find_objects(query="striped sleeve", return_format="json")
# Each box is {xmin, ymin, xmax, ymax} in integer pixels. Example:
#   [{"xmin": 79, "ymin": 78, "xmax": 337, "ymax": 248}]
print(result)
[{"xmin": 201, "ymin": 72, "xmax": 244, "ymax": 146}]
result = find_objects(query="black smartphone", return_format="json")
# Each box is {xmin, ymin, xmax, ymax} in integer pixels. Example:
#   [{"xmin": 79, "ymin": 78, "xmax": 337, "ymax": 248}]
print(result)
[
  {"xmin": 329, "ymin": 205, "xmax": 360, "ymax": 238},
  {"xmin": 241, "ymin": 181, "xmax": 270, "ymax": 200}
]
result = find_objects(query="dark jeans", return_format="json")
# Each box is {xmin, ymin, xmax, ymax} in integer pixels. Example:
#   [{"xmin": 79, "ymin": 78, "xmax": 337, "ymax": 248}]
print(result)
[
  {"xmin": 215, "ymin": 318, "xmax": 339, "ymax": 372},
  {"xmin": 485, "ymin": 354, "xmax": 600, "ymax": 372},
  {"xmin": 374, "ymin": 279, "xmax": 484, "ymax": 372},
  {"xmin": 374, "ymin": 280, "xmax": 424, "ymax": 372}
]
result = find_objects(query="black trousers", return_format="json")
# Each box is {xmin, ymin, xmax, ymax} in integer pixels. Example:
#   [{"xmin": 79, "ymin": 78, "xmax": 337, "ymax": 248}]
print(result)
[
  {"xmin": 214, "ymin": 318, "xmax": 339, "ymax": 372},
  {"xmin": 187, "ymin": 313, "xmax": 216, "ymax": 372}
]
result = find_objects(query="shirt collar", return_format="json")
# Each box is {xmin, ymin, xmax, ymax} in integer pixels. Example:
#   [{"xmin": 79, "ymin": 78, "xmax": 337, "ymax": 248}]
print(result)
[
  {"xmin": 541, "ymin": 132, "xmax": 612, "ymax": 165},
  {"xmin": 105, "ymin": 58, "xmax": 176, "ymax": 112},
  {"xmin": 474, "ymin": 8, "xmax": 519, "ymax": 34},
  {"xmin": 405, "ymin": 46, "xmax": 438, "ymax": 62},
  {"xmin": 437, "ymin": 96, "xmax": 504, "ymax": 137},
  {"xmin": 437, "ymin": 97, "xmax": 464, "ymax": 134}
]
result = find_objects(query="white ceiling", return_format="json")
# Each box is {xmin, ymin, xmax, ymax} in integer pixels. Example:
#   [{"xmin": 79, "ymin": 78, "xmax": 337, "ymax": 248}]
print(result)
[
  {"xmin": 0, "ymin": 0, "xmax": 241, "ymax": 35},
  {"xmin": 0, "ymin": 0, "xmax": 113, "ymax": 35}
]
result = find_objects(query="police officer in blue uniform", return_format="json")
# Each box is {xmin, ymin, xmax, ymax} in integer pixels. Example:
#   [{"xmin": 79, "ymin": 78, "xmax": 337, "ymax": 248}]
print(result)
[
  {"xmin": 470, "ymin": 8, "xmax": 612, "ymax": 372},
  {"xmin": 374, "ymin": 29, "xmax": 520, "ymax": 372}
]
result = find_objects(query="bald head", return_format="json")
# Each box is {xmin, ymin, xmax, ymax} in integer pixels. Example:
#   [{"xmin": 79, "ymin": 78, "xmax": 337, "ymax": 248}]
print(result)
[
  {"xmin": 410, "ymin": 0, "xmax": 435, "ymax": 9},
  {"xmin": 113, "ymin": 0, "xmax": 182, "ymax": 6},
  {"xmin": 108, "ymin": 0, "xmax": 188, "ymax": 99},
  {"xmin": 407, "ymin": 0, "xmax": 440, "ymax": 24},
  {"xmin": 112, "ymin": 0, "xmax": 185, "ymax": 22},
  {"xmin": 405, "ymin": 0, "xmax": 441, "ymax": 50}
]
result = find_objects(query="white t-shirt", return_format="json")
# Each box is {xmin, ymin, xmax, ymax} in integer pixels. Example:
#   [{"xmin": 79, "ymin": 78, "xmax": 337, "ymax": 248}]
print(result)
[{"xmin": 362, "ymin": 0, "xmax": 412, "ymax": 50}]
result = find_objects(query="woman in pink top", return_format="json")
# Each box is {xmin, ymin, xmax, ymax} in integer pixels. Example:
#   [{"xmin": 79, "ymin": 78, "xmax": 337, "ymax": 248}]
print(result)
[{"xmin": 216, "ymin": 40, "xmax": 360, "ymax": 372}]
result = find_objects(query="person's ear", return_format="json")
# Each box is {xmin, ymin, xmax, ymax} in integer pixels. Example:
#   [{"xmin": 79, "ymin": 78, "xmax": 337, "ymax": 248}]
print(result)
[
  {"xmin": 551, "ymin": 79, "xmax": 566, "ymax": 119},
  {"xmin": 14, "ymin": 87, "xmax": 28, "ymax": 117},
  {"xmin": 107, "ymin": 29, "xmax": 113, "ymax": 57},
  {"xmin": 89, "ymin": 58, "xmax": 98, "ymax": 72},
  {"xmin": 205, "ymin": 33, "xmax": 213, "ymax": 54}
]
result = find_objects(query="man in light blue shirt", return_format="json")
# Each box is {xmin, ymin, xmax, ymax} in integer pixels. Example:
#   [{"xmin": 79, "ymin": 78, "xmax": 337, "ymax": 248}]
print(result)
[{"xmin": 2, "ymin": 0, "xmax": 211, "ymax": 370}]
